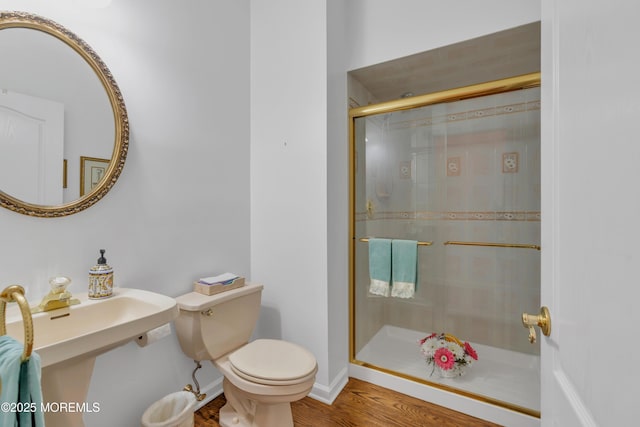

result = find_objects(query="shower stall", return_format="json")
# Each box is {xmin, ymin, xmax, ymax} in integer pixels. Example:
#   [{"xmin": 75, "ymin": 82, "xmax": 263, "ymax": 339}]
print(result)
[{"xmin": 349, "ymin": 74, "xmax": 541, "ymax": 417}]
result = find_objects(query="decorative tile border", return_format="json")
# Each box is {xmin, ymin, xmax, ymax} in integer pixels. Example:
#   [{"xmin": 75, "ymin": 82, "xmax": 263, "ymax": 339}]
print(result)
[
  {"xmin": 389, "ymin": 99, "xmax": 541, "ymax": 131},
  {"xmin": 355, "ymin": 210, "xmax": 541, "ymax": 222}
]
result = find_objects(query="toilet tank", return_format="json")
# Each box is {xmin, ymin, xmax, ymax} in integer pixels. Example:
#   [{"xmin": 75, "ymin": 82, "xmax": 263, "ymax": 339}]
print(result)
[{"xmin": 175, "ymin": 283, "xmax": 263, "ymax": 361}]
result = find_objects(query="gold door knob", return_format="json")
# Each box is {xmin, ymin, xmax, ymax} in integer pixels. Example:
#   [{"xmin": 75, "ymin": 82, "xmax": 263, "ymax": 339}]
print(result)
[{"xmin": 522, "ymin": 306, "xmax": 551, "ymax": 343}]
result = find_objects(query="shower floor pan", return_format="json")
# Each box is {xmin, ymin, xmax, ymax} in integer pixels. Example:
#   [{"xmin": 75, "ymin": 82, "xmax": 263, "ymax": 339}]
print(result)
[{"xmin": 355, "ymin": 325, "xmax": 540, "ymax": 413}]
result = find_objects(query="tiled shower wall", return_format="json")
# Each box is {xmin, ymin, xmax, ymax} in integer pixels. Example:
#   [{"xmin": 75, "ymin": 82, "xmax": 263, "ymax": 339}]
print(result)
[{"xmin": 354, "ymin": 87, "xmax": 540, "ymax": 356}]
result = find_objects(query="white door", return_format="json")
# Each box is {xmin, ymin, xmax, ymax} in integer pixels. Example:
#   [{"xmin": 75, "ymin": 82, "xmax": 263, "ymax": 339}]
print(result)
[
  {"xmin": 540, "ymin": 1, "xmax": 639, "ymax": 426},
  {"xmin": 0, "ymin": 90, "xmax": 64, "ymax": 205}
]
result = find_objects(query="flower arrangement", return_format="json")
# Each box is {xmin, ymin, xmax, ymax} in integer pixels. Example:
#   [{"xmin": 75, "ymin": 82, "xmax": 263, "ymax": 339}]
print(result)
[{"xmin": 418, "ymin": 333, "xmax": 478, "ymax": 377}]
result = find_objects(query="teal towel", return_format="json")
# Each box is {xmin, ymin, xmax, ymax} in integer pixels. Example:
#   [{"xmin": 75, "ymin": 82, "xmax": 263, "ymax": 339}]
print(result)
[
  {"xmin": 391, "ymin": 239, "xmax": 418, "ymax": 298},
  {"xmin": 0, "ymin": 336, "xmax": 45, "ymax": 427},
  {"xmin": 368, "ymin": 238, "xmax": 392, "ymax": 296}
]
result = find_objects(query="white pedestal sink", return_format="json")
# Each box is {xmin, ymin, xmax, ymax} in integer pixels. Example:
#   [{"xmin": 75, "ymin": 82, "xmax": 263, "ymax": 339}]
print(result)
[{"xmin": 5, "ymin": 287, "xmax": 179, "ymax": 427}]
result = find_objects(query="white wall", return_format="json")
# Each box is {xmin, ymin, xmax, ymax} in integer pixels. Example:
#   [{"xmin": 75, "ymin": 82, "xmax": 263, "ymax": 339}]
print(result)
[
  {"xmin": 345, "ymin": 0, "xmax": 540, "ymax": 71},
  {"xmin": 250, "ymin": 0, "xmax": 341, "ymax": 401},
  {"xmin": 0, "ymin": 1, "xmax": 250, "ymax": 425},
  {"xmin": 326, "ymin": 0, "xmax": 350, "ymax": 394}
]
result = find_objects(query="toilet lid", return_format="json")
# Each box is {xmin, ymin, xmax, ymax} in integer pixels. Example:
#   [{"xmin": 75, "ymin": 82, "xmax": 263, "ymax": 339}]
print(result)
[{"xmin": 228, "ymin": 339, "xmax": 317, "ymax": 384}]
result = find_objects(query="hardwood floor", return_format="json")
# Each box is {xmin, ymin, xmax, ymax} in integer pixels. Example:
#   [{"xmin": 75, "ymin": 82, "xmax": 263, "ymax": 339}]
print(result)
[{"xmin": 195, "ymin": 378, "xmax": 502, "ymax": 426}]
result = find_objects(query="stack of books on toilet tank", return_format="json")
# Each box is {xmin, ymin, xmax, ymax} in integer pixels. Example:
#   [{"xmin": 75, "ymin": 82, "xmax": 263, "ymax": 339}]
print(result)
[{"xmin": 194, "ymin": 272, "xmax": 245, "ymax": 296}]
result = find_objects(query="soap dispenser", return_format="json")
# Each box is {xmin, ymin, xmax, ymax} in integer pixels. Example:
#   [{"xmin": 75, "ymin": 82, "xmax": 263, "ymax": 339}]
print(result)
[{"xmin": 88, "ymin": 249, "xmax": 113, "ymax": 299}]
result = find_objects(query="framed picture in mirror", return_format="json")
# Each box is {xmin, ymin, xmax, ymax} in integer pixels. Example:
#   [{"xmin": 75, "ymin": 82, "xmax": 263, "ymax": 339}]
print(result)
[{"xmin": 80, "ymin": 156, "xmax": 110, "ymax": 196}]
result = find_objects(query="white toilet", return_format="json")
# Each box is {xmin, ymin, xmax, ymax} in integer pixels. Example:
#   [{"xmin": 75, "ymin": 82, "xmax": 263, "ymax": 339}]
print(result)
[{"xmin": 174, "ymin": 283, "xmax": 317, "ymax": 427}]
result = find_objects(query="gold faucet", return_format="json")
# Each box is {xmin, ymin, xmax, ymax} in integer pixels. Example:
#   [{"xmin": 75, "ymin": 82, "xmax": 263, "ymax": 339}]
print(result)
[{"xmin": 31, "ymin": 277, "xmax": 80, "ymax": 314}]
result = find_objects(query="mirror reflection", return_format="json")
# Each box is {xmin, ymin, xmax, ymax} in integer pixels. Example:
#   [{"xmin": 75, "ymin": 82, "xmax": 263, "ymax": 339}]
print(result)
[
  {"xmin": 0, "ymin": 27, "xmax": 114, "ymax": 204},
  {"xmin": 0, "ymin": 11, "xmax": 128, "ymax": 217}
]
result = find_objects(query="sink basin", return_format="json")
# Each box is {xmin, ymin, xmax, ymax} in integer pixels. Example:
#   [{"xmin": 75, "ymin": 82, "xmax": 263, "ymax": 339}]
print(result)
[
  {"xmin": 4, "ymin": 287, "xmax": 179, "ymax": 427},
  {"xmin": 6, "ymin": 287, "xmax": 179, "ymax": 367}
]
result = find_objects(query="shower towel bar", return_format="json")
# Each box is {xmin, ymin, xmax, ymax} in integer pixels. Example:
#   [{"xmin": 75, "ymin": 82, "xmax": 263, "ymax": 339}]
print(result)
[
  {"xmin": 443, "ymin": 241, "xmax": 541, "ymax": 251},
  {"xmin": 0, "ymin": 285, "xmax": 34, "ymax": 361},
  {"xmin": 359, "ymin": 237, "xmax": 433, "ymax": 246},
  {"xmin": 359, "ymin": 238, "xmax": 540, "ymax": 250}
]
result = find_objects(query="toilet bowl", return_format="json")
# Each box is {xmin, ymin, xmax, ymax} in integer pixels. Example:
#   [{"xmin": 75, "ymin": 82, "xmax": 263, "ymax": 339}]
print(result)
[{"xmin": 174, "ymin": 283, "xmax": 317, "ymax": 427}]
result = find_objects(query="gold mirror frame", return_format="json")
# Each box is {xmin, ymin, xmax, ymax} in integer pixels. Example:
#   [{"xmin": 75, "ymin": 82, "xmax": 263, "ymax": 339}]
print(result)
[{"xmin": 0, "ymin": 11, "xmax": 129, "ymax": 217}]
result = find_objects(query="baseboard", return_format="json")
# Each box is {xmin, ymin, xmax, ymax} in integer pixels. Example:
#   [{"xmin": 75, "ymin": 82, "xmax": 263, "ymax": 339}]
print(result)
[
  {"xmin": 308, "ymin": 366, "xmax": 349, "ymax": 405},
  {"xmin": 193, "ymin": 367, "xmax": 349, "ymax": 409}
]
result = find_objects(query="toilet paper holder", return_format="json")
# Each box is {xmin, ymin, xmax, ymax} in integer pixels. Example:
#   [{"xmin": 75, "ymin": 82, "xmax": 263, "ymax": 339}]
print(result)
[{"xmin": 136, "ymin": 323, "xmax": 172, "ymax": 347}]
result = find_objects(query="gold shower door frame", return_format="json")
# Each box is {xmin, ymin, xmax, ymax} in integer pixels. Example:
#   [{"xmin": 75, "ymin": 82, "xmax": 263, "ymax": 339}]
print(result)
[{"xmin": 348, "ymin": 72, "xmax": 541, "ymax": 417}]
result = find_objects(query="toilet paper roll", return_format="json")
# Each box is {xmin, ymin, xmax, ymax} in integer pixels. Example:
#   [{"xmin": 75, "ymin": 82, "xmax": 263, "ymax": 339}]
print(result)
[{"xmin": 136, "ymin": 323, "xmax": 172, "ymax": 347}]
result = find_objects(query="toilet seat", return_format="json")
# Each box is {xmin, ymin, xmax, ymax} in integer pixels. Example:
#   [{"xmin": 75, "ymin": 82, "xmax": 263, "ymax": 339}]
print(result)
[{"xmin": 228, "ymin": 339, "xmax": 317, "ymax": 386}]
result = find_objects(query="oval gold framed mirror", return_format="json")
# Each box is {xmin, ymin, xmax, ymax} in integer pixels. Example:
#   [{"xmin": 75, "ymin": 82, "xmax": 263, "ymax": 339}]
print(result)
[{"xmin": 0, "ymin": 11, "xmax": 128, "ymax": 217}]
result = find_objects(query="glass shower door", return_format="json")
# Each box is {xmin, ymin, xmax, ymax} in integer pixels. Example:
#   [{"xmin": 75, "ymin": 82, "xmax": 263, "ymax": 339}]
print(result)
[{"xmin": 350, "ymin": 75, "xmax": 541, "ymax": 417}]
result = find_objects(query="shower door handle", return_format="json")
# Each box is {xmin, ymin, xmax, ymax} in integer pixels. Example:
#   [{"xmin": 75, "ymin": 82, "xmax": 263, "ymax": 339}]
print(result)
[{"xmin": 521, "ymin": 306, "xmax": 551, "ymax": 344}]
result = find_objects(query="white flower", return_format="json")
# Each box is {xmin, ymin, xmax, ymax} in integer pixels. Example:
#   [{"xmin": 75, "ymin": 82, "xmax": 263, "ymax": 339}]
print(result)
[
  {"xmin": 446, "ymin": 341, "xmax": 464, "ymax": 359},
  {"xmin": 420, "ymin": 338, "xmax": 441, "ymax": 356},
  {"xmin": 418, "ymin": 333, "xmax": 478, "ymax": 378},
  {"xmin": 463, "ymin": 354, "xmax": 474, "ymax": 366}
]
